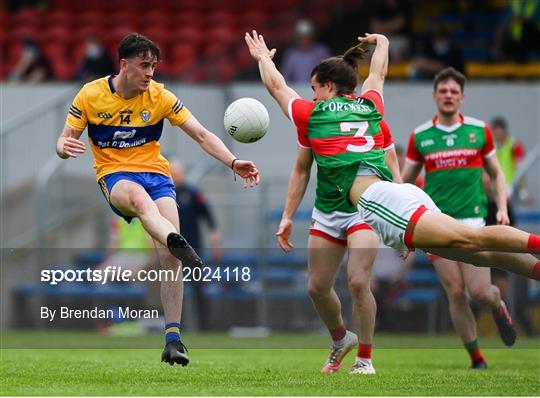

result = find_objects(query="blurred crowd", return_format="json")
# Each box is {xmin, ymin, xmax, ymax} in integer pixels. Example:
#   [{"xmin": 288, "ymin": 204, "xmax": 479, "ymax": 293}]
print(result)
[{"xmin": 2, "ymin": 0, "xmax": 540, "ymax": 83}]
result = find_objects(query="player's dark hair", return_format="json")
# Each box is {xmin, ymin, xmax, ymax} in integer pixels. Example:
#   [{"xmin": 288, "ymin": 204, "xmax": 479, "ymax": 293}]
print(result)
[
  {"xmin": 310, "ymin": 43, "xmax": 368, "ymax": 95},
  {"xmin": 433, "ymin": 67, "xmax": 466, "ymax": 92},
  {"xmin": 491, "ymin": 116, "xmax": 508, "ymax": 130},
  {"xmin": 118, "ymin": 33, "xmax": 161, "ymax": 62}
]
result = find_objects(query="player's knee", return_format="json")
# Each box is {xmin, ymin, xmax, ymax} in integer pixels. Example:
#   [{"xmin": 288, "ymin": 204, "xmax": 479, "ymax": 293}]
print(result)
[
  {"xmin": 446, "ymin": 285, "xmax": 468, "ymax": 304},
  {"xmin": 348, "ymin": 275, "xmax": 371, "ymax": 295},
  {"xmin": 307, "ymin": 281, "xmax": 331, "ymax": 299},
  {"xmin": 129, "ymin": 192, "xmax": 153, "ymax": 215},
  {"xmin": 469, "ymin": 286, "xmax": 493, "ymax": 305}
]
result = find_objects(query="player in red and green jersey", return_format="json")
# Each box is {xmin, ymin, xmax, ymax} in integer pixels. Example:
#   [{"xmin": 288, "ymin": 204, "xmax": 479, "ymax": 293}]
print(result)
[
  {"xmin": 246, "ymin": 28, "xmax": 540, "ymax": 366},
  {"xmin": 402, "ymin": 67, "xmax": 516, "ymax": 369},
  {"xmin": 275, "ymin": 117, "xmax": 400, "ymax": 375}
]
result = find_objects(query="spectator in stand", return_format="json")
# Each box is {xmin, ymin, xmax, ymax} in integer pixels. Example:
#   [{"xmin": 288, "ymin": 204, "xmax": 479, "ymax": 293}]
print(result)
[
  {"xmin": 76, "ymin": 35, "xmax": 116, "ymax": 82},
  {"xmin": 410, "ymin": 27, "xmax": 464, "ymax": 80},
  {"xmin": 369, "ymin": 0, "xmax": 412, "ymax": 62},
  {"xmin": 280, "ymin": 19, "xmax": 331, "ymax": 83},
  {"xmin": 9, "ymin": 38, "xmax": 53, "ymax": 82},
  {"xmin": 492, "ymin": 0, "xmax": 540, "ymax": 62}
]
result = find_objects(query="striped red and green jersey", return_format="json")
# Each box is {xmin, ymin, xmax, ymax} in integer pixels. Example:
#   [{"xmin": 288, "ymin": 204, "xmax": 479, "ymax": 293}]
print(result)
[
  {"xmin": 406, "ymin": 114, "xmax": 496, "ymax": 218},
  {"xmin": 289, "ymin": 90, "xmax": 393, "ymax": 213}
]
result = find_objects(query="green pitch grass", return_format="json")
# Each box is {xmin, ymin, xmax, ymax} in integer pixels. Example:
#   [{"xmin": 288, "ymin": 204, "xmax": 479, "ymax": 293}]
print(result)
[{"xmin": 1, "ymin": 331, "xmax": 539, "ymax": 396}]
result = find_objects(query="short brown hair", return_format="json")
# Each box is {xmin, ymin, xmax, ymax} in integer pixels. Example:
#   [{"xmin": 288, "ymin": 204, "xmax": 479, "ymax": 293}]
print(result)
[
  {"xmin": 433, "ymin": 67, "xmax": 466, "ymax": 92},
  {"xmin": 118, "ymin": 33, "xmax": 161, "ymax": 62},
  {"xmin": 310, "ymin": 43, "xmax": 368, "ymax": 95}
]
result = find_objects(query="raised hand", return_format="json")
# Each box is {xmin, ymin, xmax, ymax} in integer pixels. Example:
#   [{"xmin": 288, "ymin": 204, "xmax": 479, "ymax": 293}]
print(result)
[{"xmin": 244, "ymin": 30, "xmax": 276, "ymax": 61}]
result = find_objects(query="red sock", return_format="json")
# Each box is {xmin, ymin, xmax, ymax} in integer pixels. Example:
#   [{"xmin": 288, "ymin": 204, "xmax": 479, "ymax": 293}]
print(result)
[
  {"xmin": 527, "ymin": 234, "xmax": 540, "ymax": 250},
  {"xmin": 532, "ymin": 261, "xmax": 540, "ymax": 281},
  {"xmin": 357, "ymin": 343, "xmax": 372, "ymax": 360},
  {"xmin": 329, "ymin": 324, "xmax": 346, "ymax": 342},
  {"xmin": 470, "ymin": 349, "xmax": 486, "ymax": 363}
]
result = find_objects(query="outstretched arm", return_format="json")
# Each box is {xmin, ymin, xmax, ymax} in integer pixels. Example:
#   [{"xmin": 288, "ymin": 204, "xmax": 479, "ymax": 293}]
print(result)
[
  {"xmin": 245, "ymin": 30, "xmax": 301, "ymax": 117},
  {"xmin": 360, "ymin": 33, "xmax": 389, "ymax": 93},
  {"xmin": 180, "ymin": 114, "xmax": 260, "ymax": 188},
  {"xmin": 276, "ymin": 147, "xmax": 313, "ymax": 252}
]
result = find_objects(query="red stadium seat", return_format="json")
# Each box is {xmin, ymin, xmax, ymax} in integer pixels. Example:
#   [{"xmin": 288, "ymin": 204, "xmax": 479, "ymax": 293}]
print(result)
[
  {"xmin": 204, "ymin": 26, "xmax": 236, "ymax": 47},
  {"xmin": 169, "ymin": 11, "xmax": 204, "ymax": 30},
  {"xmin": 142, "ymin": 10, "xmax": 170, "ymax": 29},
  {"xmin": 237, "ymin": 10, "xmax": 269, "ymax": 33},
  {"xmin": 41, "ymin": 26, "xmax": 72, "ymax": 45},
  {"xmin": 72, "ymin": 26, "xmax": 107, "ymax": 44},
  {"xmin": 138, "ymin": 26, "xmax": 170, "ymax": 49},
  {"xmin": 8, "ymin": 25, "xmax": 39, "ymax": 42},
  {"xmin": 10, "ymin": 7, "xmax": 43, "ymax": 30},
  {"xmin": 169, "ymin": 43, "xmax": 197, "ymax": 62},
  {"xmin": 43, "ymin": 10, "xmax": 74, "ymax": 30},
  {"xmin": 169, "ymin": 26, "xmax": 204, "ymax": 47},
  {"xmin": 206, "ymin": 10, "xmax": 235, "ymax": 29},
  {"xmin": 106, "ymin": 11, "xmax": 138, "ymax": 29},
  {"xmin": 75, "ymin": 11, "xmax": 105, "ymax": 29},
  {"xmin": 104, "ymin": 25, "xmax": 138, "ymax": 53}
]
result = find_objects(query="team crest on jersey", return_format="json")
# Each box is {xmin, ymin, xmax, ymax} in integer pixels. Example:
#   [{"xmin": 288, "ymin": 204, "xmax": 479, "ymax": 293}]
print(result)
[
  {"xmin": 140, "ymin": 109, "xmax": 151, "ymax": 123},
  {"xmin": 310, "ymin": 219, "xmax": 316, "ymax": 227},
  {"xmin": 469, "ymin": 133, "xmax": 477, "ymax": 143},
  {"xmin": 442, "ymin": 133, "xmax": 457, "ymax": 147}
]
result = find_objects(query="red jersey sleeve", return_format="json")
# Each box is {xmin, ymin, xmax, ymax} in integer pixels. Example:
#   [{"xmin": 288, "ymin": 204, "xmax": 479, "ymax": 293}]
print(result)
[
  {"xmin": 380, "ymin": 120, "xmax": 394, "ymax": 151},
  {"xmin": 482, "ymin": 124, "xmax": 496, "ymax": 158},
  {"xmin": 405, "ymin": 132, "xmax": 423, "ymax": 164},
  {"xmin": 360, "ymin": 89, "xmax": 384, "ymax": 115},
  {"xmin": 288, "ymin": 98, "xmax": 316, "ymax": 148},
  {"xmin": 512, "ymin": 140, "xmax": 525, "ymax": 162}
]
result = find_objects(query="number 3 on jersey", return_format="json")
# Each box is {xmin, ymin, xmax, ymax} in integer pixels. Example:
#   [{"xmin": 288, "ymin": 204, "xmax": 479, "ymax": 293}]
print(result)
[{"xmin": 341, "ymin": 121, "xmax": 373, "ymax": 153}]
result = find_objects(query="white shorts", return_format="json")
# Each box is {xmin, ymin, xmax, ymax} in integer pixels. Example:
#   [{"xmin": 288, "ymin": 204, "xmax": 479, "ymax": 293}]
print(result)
[
  {"xmin": 310, "ymin": 208, "xmax": 372, "ymax": 246},
  {"xmin": 357, "ymin": 181, "xmax": 440, "ymax": 250}
]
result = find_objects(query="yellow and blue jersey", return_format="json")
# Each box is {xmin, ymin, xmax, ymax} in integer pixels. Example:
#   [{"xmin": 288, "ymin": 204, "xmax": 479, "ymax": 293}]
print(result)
[{"xmin": 66, "ymin": 76, "xmax": 191, "ymax": 181}]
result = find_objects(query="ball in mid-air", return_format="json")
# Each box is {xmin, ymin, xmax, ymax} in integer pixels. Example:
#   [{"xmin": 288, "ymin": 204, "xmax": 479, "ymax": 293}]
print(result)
[{"xmin": 224, "ymin": 98, "xmax": 269, "ymax": 143}]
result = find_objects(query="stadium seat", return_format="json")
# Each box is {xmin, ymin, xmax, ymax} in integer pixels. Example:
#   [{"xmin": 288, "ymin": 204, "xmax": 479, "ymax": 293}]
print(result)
[
  {"xmin": 206, "ymin": 10, "xmax": 235, "ymax": 28},
  {"xmin": 10, "ymin": 7, "xmax": 43, "ymax": 30},
  {"xmin": 42, "ymin": 9, "xmax": 73, "ymax": 30},
  {"xmin": 104, "ymin": 25, "xmax": 138, "ymax": 53},
  {"xmin": 41, "ymin": 26, "xmax": 71, "ymax": 45},
  {"xmin": 74, "ymin": 11, "xmax": 105, "ymax": 29},
  {"xmin": 169, "ymin": 26, "xmax": 204, "ymax": 48},
  {"xmin": 106, "ymin": 10, "xmax": 138, "ymax": 29},
  {"xmin": 8, "ymin": 25, "xmax": 39, "ymax": 42},
  {"xmin": 138, "ymin": 26, "xmax": 170, "ymax": 50}
]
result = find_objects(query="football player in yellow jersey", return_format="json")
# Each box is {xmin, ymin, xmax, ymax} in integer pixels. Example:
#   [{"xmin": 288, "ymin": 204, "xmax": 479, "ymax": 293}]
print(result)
[{"xmin": 56, "ymin": 33, "xmax": 260, "ymax": 366}]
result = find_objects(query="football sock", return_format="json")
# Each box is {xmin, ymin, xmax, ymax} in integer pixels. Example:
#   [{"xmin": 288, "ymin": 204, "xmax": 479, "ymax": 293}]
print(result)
[
  {"xmin": 357, "ymin": 343, "xmax": 372, "ymax": 361},
  {"xmin": 329, "ymin": 324, "xmax": 347, "ymax": 344},
  {"xmin": 532, "ymin": 261, "xmax": 540, "ymax": 281},
  {"xmin": 527, "ymin": 234, "xmax": 540, "ymax": 250},
  {"xmin": 464, "ymin": 339, "xmax": 485, "ymax": 363},
  {"xmin": 165, "ymin": 322, "xmax": 181, "ymax": 344}
]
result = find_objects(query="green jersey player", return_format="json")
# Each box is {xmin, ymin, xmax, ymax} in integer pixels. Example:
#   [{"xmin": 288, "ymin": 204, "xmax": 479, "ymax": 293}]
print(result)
[
  {"xmin": 245, "ymin": 29, "xmax": 540, "ymax": 371},
  {"xmin": 402, "ymin": 67, "xmax": 515, "ymax": 369}
]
